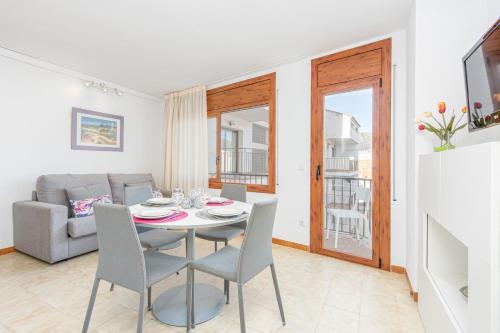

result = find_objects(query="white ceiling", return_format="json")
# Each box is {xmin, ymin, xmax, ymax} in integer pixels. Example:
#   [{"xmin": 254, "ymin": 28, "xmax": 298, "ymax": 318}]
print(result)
[{"xmin": 0, "ymin": 0, "xmax": 412, "ymax": 97}]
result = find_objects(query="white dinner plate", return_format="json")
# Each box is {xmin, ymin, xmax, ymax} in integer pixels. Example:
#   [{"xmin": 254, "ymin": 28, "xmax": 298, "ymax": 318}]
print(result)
[
  {"xmin": 206, "ymin": 208, "xmax": 243, "ymax": 218},
  {"xmin": 206, "ymin": 197, "xmax": 228, "ymax": 204},
  {"xmin": 135, "ymin": 209, "xmax": 174, "ymax": 219},
  {"xmin": 146, "ymin": 197, "xmax": 176, "ymax": 205}
]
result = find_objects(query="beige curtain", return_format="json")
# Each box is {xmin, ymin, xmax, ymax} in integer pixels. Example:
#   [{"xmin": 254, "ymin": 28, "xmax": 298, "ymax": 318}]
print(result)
[{"xmin": 163, "ymin": 85, "xmax": 208, "ymax": 193}]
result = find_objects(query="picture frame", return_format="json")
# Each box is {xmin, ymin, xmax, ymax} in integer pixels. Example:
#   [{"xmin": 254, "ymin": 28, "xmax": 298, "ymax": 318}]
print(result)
[{"xmin": 71, "ymin": 107, "xmax": 124, "ymax": 152}]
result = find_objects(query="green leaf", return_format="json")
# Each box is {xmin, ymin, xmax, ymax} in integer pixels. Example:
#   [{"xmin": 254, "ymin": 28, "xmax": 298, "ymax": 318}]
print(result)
[
  {"xmin": 423, "ymin": 122, "xmax": 444, "ymax": 140},
  {"xmin": 447, "ymin": 115, "xmax": 455, "ymax": 132},
  {"xmin": 453, "ymin": 123, "xmax": 467, "ymax": 134}
]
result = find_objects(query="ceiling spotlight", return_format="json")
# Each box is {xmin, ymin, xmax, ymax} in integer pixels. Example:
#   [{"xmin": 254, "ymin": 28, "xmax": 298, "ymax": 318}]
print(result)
[
  {"xmin": 83, "ymin": 80, "xmax": 123, "ymax": 96},
  {"xmin": 99, "ymin": 83, "xmax": 108, "ymax": 93}
]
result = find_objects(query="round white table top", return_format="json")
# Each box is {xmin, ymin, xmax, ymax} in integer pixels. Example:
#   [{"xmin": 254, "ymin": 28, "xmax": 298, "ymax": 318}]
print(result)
[{"xmin": 129, "ymin": 200, "xmax": 252, "ymax": 230}]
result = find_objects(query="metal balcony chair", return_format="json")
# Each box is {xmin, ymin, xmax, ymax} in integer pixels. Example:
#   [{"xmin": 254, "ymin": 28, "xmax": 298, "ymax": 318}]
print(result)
[
  {"xmin": 326, "ymin": 186, "xmax": 371, "ymax": 248},
  {"xmin": 82, "ymin": 204, "xmax": 189, "ymax": 333},
  {"xmin": 188, "ymin": 198, "xmax": 285, "ymax": 333}
]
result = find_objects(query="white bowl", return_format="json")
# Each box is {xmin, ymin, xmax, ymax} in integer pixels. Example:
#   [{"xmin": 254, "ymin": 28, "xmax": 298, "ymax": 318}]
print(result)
[
  {"xmin": 207, "ymin": 197, "xmax": 228, "ymax": 204},
  {"xmin": 146, "ymin": 197, "xmax": 176, "ymax": 205}
]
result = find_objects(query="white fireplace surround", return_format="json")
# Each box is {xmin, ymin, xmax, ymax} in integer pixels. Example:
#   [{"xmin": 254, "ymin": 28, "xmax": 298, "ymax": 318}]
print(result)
[{"xmin": 418, "ymin": 142, "xmax": 500, "ymax": 333}]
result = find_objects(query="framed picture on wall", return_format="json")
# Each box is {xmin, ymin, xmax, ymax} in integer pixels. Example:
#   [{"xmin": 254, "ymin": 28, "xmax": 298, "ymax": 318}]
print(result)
[{"xmin": 71, "ymin": 107, "xmax": 124, "ymax": 152}]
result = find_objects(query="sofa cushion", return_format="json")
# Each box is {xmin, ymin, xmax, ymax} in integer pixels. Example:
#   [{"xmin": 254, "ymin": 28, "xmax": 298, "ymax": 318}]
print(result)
[
  {"xmin": 108, "ymin": 173, "xmax": 156, "ymax": 204},
  {"xmin": 67, "ymin": 183, "xmax": 111, "ymax": 217},
  {"xmin": 36, "ymin": 174, "xmax": 112, "ymax": 217},
  {"xmin": 67, "ymin": 215, "xmax": 96, "ymax": 238},
  {"xmin": 69, "ymin": 195, "xmax": 113, "ymax": 218},
  {"xmin": 67, "ymin": 183, "xmax": 110, "ymax": 201}
]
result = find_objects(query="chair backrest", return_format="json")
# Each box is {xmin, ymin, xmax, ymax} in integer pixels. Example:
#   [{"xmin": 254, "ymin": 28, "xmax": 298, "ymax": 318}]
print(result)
[
  {"xmin": 221, "ymin": 184, "xmax": 248, "ymax": 229},
  {"xmin": 237, "ymin": 198, "xmax": 278, "ymax": 283},
  {"xmin": 353, "ymin": 187, "xmax": 371, "ymax": 216},
  {"xmin": 221, "ymin": 184, "xmax": 247, "ymax": 203},
  {"xmin": 94, "ymin": 204, "xmax": 146, "ymax": 292},
  {"xmin": 124, "ymin": 184, "xmax": 153, "ymax": 206}
]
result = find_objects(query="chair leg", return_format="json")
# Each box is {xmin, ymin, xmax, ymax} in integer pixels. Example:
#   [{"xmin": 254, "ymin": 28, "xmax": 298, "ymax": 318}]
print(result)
[
  {"xmin": 191, "ymin": 270, "xmax": 195, "ymax": 328},
  {"xmin": 137, "ymin": 292, "xmax": 145, "ymax": 333},
  {"xmin": 223, "ymin": 239, "xmax": 230, "ymax": 303},
  {"xmin": 325, "ymin": 214, "xmax": 331, "ymax": 240},
  {"xmin": 109, "ymin": 283, "xmax": 114, "ymax": 291},
  {"xmin": 147, "ymin": 287, "xmax": 152, "ymax": 311},
  {"xmin": 214, "ymin": 241, "xmax": 218, "ymax": 252},
  {"xmin": 187, "ymin": 267, "xmax": 193, "ymax": 332},
  {"xmin": 82, "ymin": 278, "xmax": 100, "ymax": 333},
  {"xmin": 270, "ymin": 264, "xmax": 286, "ymax": 325},
  {"xmin": 237, "ymin": 284, "xmax": 246, "ymax": 333}
]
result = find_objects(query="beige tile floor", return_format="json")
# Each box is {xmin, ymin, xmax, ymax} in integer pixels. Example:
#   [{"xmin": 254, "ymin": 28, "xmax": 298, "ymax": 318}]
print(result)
[{"xmin": 0, "ymin": 237, "xmax": 425, "ymax": 333}]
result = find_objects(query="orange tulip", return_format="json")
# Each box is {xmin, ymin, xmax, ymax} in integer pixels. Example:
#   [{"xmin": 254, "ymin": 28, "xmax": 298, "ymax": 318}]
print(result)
[
  {"xmin": 461, "ymin": 106, "xmax": 468, "ymax": 113},
  {"xmin": 438, "ymin": 101, "xmax": 446, "ymax": 114}
]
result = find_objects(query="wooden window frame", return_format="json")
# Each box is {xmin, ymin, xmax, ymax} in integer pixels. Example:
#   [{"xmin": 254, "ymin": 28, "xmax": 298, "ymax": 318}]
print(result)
[{"xmin": 207, "ymin": 73, "xmax": 276, "ymax": 194}]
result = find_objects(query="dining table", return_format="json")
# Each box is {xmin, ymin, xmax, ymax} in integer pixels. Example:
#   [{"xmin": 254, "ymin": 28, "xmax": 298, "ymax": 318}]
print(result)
[{"xmin": 130, "ymin": 199, "xmax": 252, "ymax": 327}]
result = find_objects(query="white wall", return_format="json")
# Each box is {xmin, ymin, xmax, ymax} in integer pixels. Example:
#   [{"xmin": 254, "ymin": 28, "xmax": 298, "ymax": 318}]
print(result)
[
  {"xmin": 209, "ymin": 30, "xmax": 409, "ymax": 266},
  {"xmin": 0, "ymin": 49, "xmax": 165, "ymax": 249},
  {"xmin": 406, "ymin": 0, "xmax": 500, "ymax": 290}
]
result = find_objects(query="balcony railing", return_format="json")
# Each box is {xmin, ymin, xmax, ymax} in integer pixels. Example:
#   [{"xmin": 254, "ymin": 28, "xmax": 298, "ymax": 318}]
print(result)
[
  {"xmin": 325, "ymin": 176, "xmax": 372, "ymax": 237},
  {"xmin": 325, "ymin": 157, "xmax": 358, "ymax": 172},
  {"xmin": 209, "ymin": 147, "xmax": 268, "ymax": 185}
]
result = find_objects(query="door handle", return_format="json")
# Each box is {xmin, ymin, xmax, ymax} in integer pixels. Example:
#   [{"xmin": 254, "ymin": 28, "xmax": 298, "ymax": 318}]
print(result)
[{"xmin": 316, "ymin": 165, "xmax": 321, "ymax": 181}]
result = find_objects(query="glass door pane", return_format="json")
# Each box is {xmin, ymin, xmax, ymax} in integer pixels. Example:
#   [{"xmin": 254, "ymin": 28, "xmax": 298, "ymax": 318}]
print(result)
[{"xmin": 323, "ymin": 88, "xmax": 373, "ymax": 260}]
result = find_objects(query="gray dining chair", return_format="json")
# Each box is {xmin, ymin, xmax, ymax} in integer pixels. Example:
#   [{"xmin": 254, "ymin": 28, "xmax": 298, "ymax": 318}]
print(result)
[
  {"xmin": 124, "ymin": 184, "xmax": 187, "ymax": 251},
  {"xmin": 188, "ymin": 198, "xmax": 285, "ymax": 333},
  {"xmin": 195, "ymin": 183, "xmax": 247, "ymax": 302},
  {"xmin": 109, "ymin": 185, "xmax": 188, "ymax": 292},
  {"xmin": 82, "ymin": 204, "xmax": 189, "ymax": 333}
]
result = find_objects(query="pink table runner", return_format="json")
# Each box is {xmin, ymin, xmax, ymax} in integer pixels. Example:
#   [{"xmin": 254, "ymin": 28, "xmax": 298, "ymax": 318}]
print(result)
[
  {"xmin": 206, "ymin": 199, "xmax": 234, "ymax": 207},
  {"xmin": 133, "ymin": 211, "xmax": 188, "ymax": 224}
]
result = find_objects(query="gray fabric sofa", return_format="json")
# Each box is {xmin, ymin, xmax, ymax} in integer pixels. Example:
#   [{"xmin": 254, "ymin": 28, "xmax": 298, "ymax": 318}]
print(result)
[{"xmin": 13, "ymin": 173, "xmax": 158, "ymax": 263}]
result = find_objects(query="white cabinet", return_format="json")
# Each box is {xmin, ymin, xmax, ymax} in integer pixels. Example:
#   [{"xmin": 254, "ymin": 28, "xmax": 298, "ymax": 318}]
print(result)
[{"xmin": 418, "ymin": 142, "xmax": 500, "ymax": 333}]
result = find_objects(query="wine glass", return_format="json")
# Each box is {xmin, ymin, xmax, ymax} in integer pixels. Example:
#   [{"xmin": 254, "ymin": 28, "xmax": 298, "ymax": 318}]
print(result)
[{"xmin": 172, "ymin": 188, "xmax": 184, "ymax": 213}]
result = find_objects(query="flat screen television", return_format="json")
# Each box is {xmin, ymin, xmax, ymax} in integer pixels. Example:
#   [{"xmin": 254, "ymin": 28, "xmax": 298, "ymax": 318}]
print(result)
[{"xmin": 463, "ymin": 19, "xmax": 500, "ymax": 131}]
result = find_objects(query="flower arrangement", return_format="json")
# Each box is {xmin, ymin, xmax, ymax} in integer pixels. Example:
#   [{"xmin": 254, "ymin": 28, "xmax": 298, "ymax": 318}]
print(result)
[
  {"xmin": 415, "ymin": 102, "xmax": 468, "ymax": 152},
  {"xmin": 471, "ymin": 101, "xmax": 495, "ymax": 128}
]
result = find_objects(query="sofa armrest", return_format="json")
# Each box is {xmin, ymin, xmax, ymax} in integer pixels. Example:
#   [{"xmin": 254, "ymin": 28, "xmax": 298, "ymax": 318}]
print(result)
[{"xmin": 13, "ymin": 201, "xmax": 69, "ymax": 263}]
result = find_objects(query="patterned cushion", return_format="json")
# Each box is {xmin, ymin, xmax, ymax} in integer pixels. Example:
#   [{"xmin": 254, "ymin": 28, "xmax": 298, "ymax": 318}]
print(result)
[
  {"xmin": 67, "ymin": 183, "xmax": 111, "ymax": 217},
  {"xmin": 36, "ymin": 174, "xmax": 111, "ymax": 217},
  {"xmin": 70, "ymin": 195, "xmax": 112, "ymax": 218}
]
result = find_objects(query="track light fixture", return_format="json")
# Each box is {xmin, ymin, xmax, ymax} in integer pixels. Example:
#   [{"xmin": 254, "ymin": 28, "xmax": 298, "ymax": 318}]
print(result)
[{"xmin": 83, "ymin": 80, "xmax": 123, "ymax": 96}]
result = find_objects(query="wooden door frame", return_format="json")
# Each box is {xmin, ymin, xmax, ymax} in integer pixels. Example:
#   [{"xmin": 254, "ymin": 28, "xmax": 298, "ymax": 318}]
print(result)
[{"xmin": 309, "ymin": 39, "xmax": 392, "ymax": 270}]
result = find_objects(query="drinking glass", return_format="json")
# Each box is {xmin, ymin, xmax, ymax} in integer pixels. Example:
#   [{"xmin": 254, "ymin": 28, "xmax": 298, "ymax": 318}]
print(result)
[{"xmin": 172, "ymin": 188, "xmax": 184, "ymax": 212}]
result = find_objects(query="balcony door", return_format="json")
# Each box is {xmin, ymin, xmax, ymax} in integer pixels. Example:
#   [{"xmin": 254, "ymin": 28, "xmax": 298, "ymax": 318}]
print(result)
[{"xmin": 310, "ymin": 39, "xmax": 392, "ymax": 269}]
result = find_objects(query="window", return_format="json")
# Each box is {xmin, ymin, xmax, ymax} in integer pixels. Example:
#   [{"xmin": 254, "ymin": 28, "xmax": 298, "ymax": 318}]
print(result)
[
  {"xmin": 207, "ymin": 73, "xmax": 276, "ymax": 193},
  {"xmin": 252, "ymin": 124, "xmax": 268, "ymax": 145}
]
